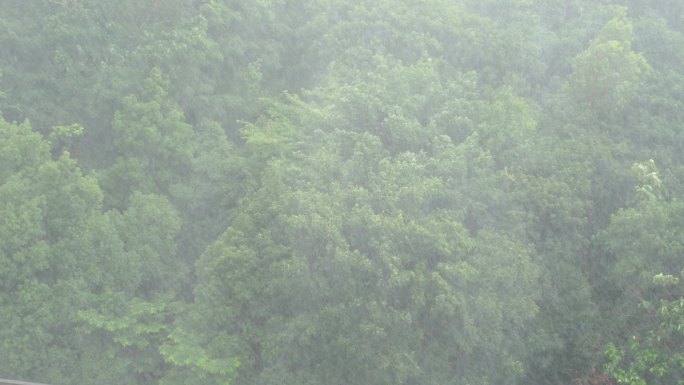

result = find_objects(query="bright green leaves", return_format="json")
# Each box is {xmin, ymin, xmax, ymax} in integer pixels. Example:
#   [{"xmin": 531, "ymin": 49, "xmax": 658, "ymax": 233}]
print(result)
[
  {"xmin": 80, "ymin": 294, "xmax": 174, "ymax": 352},
  {"xmin": 240, "ymin": 95, "xmax": 316, "ymax": 171},
  {"xmin": 79, "ymin": 292, "xmax": 186, "ymax": 385},
  {"xmin": 632, "ymin": 159, "xmax": 666, "ymax": 203},
  {"xmin": 160, "ymin": 327, "xmax": 241, "ymax": 385}
]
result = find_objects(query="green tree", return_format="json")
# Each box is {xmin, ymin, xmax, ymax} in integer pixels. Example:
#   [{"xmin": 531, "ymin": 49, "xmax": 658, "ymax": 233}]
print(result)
[
  {"xmin": 0, "ymin": 118, "xmax": 130, "ymax": 384},
  {"xmin": 190, "ymin": 94, "xmax": 540, "ymax": 384},
  {"xmin": 565, "ymin": 8, "xmax": 651, "ymax": 121},
  {"xmin": 604, "ymin": 273, "xmax": 684, "ymax": 385},
  {"xmin": 99, "ymin": 68, "xmax": 194, "ymax": 209}
]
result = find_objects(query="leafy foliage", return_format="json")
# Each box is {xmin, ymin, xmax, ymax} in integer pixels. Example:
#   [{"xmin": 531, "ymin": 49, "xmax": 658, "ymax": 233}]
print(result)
[{"xmin": 1, "ymin": 1, "xmax": 684, "ymax": 384}]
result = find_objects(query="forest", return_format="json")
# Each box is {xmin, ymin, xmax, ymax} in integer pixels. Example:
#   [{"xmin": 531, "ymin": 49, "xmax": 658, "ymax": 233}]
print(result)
[{"xmin": 1, "ymin": 0, "xmax": 683, "ymax": 384}]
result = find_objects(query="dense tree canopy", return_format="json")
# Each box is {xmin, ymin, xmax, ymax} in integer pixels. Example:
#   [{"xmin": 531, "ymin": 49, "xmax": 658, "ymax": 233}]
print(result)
[{"xmin": 1, "ymin": 0, "xmax": 683, "ymax": 384}]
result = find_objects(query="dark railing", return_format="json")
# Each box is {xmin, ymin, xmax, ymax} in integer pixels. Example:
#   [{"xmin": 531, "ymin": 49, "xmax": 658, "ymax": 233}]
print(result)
[{"xmin": 0, "ymin": 379, "xmax": 51, "ymax": 385}]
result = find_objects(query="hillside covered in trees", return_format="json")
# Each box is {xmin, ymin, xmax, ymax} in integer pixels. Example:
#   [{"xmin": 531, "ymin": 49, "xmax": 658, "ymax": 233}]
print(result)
[{"xmin": 1, "ymin": 1, "xmax": 684, "ymax": 384}]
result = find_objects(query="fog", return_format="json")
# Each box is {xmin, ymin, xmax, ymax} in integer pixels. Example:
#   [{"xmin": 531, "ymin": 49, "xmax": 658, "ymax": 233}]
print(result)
[{"xmin": 1, "ymin": 1, "xmax": 683, "ymax": 384}]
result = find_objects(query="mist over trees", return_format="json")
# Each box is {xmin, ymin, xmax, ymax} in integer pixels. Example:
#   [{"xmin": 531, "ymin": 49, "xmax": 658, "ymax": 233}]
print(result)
[{"xmin": 1, "ymin": 1, "xmax": 683, "ymax": 384}]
